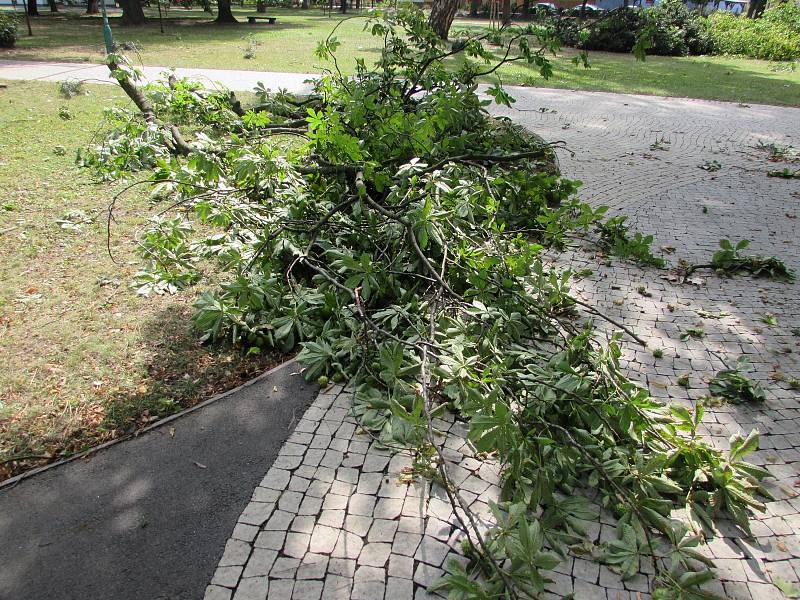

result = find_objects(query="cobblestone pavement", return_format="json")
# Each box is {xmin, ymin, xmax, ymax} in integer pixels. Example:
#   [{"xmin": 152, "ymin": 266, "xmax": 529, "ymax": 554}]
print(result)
[{"xmin": 205, "ymin": 90, "xmax": 800, "ymax": 600}]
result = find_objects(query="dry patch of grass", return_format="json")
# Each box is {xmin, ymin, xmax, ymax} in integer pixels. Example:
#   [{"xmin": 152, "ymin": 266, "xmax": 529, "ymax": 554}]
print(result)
[{"xmin": 0, "ymin": 80, "xmax": 283, "ymax": 480}]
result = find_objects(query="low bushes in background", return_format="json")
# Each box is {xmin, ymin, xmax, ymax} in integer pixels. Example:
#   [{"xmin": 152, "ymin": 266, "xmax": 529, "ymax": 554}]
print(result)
[
  {"xmin": 550, "ymin": 0, "xmax": 799, "ymax": 60},
  {"xmin": 706, "ymin": 2, "xmax": 800, "ymax": 60},
  {"xmin": 0, "ymin": 12, "xmax": 18, "ymax": 49}
]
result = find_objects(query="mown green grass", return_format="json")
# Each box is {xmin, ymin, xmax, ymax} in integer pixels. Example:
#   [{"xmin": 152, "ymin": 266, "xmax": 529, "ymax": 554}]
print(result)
[
  {"xmin": 3, "ymin": 8, "xmax": 799, "ymax": 105},
  {"xmin": 0, "ymin": 79, "xmax": 281, "ymax": 479}
]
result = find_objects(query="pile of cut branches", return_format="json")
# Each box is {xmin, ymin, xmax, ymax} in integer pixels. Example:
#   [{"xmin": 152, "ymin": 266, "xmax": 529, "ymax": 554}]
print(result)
[{"xmin": 84, "ymin": 9, "xmax": 768, "ymax": 598}]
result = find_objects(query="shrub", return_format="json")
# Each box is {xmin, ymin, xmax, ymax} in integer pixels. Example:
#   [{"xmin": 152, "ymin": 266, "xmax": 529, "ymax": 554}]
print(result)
[
  {"xmin": 573, "ymin": 1, "xmax": 711, "ymax": 56},
  {"xmin": 706, "ymin": 2, "xmax": 800, "ymax": 60},
  {"xmin": 579, "ymin": 8, "xmax": 645, "ymax": 53},
  {"xmin": 0, "ymin": 12, "xmax": 18, "ymax": 49},
  {"xmin": 646, "ymin": 0, "xmax": 714, "ymax": 56}
]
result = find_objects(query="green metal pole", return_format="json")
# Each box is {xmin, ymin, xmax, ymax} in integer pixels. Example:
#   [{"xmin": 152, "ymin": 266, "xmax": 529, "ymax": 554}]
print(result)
[{"xmin": 100, "ymin": 0, "xmax": 114, "ymax": 54}]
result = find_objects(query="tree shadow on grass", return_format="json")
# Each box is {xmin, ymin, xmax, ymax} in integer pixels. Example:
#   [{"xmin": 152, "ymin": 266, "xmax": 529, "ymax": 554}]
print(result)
[
  {"xmin": 1, "ymin": 303, "xmax": 285, "ymax": 481},
  {"xmin": 100, "ymin": 303, "xmax": 286, "ymax": 436}
]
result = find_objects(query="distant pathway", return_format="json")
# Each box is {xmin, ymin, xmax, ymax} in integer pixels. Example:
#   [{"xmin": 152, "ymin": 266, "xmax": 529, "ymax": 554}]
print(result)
[
  {"xmin": 0, "ymin": 59, "xmax": 315, "ymax": 93},
  {"xmin": 204, "ymin": 90, "xmax": 800, "ymax": 600}
]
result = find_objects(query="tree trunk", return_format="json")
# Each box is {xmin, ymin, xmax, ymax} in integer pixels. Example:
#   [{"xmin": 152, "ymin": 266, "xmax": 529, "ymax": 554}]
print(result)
[
  {"xmin": 27, "ymin": 0, "xmax": 39, "ymax": 17},
  {"xmin": 301, "ymin": 0, "xmax": 309, "ymax": 7},
  {"xmin": 522, "ymin": 0, "xmax": 529, "ymax": 18},
  {"xmin": 428, "ymin": 0, "xmax": 459, "ymax": 39},
  {"xmin": 746, "ymin": 0, "xmax": 765, "ymax": 18},
  {"xmin": 48, "ymin": 0, "xmax": 58, "ymax": 12},
  {"xmin": 340, "ymin": 0, "xmax": 347, "ymax": 13},
  {"xmin": 119, "ymin": 0, "xmax": 146, "ymax": 24},
  {"xmin": 256, "ymin": 0, "xmax": 266, "ymax": 11},
  {"xmin": 579, "ymin": 0, "xmax": 587, "ymax": 19},
  {"xmin": 86, "ymin": 0, "xmax": 99, "ymax": 14},
  {"xmin": 216, "ymin": 0, "xmax": 237, "ymax": 22},
  {"xmin": 501, "ymin": 0, "xmax": 510, "ymax": 24},
  {"xmin": 469, "ymin": 0, "xmax": 479, "ymax": 16}
]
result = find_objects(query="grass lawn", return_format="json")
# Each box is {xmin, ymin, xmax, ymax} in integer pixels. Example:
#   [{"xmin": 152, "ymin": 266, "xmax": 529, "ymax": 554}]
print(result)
[
  {"xmin": 0, "ymin": 79, "xmax": 282, "ymax": 480},
  {"xmin": 2, "ymin": 8, "xmax": 799, "ymax": 105}
]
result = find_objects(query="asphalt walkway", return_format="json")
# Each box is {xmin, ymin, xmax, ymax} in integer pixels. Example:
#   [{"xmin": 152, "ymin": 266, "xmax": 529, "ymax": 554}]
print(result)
[{"xmin": 0, "ymin": 361, "xmax": 317, "ymax": 600}]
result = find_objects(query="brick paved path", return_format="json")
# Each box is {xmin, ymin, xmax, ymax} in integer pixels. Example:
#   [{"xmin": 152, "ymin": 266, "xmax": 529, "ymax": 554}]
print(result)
[{"xmin": 205, "ymin": 90, "xmax": 800, "ymax": 600}]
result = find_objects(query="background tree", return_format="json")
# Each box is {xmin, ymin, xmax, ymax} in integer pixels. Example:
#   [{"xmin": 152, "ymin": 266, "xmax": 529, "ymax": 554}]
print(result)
[
  {"xmin": 47, "ymin": 0, "xmax": 58, "ymax": 12},
  {"xmin": 428, "ymin": 0, "xmax": 459, "ymax": 38},
  {"xmin": 747, "ymin": 0, "xmax": 766, "ymax": 18},
  {"xmin": 86, "ymin": 0, "xmax": 99, "ymax": 14},
  {"xmin": 216, "ymin": 0, "xmax": 237, "ymax": 22},
  {"xmin": 470, "ymin": 0, "xmax": 480, "ymax": 17},
  {"xmin": 27, "ymin": 0, "xmax": 38, "ymax": 17},
  {"xmin": 501, "ymin": 0, "xmax": 511, "ymax": 24},
  {"xmin": 119, "ymin": 0, "xmax": 146, "ymax": 24}
]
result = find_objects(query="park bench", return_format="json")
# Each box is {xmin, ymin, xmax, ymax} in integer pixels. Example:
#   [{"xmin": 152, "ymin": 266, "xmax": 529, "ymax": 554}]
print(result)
[{"xmin": 247, "ymin": 15, "xmax": 277, "ymax": 24}]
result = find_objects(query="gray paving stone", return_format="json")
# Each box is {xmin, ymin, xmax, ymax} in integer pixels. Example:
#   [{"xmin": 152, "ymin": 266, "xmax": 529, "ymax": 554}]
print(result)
[
  {"xmin": 344, "ymin": 514, "xmax": 372, "ymax": 537},
  {"xmin": 204, "ymin": 585, "xmax": 233, "ymax": 600},
  {"xmin": 413, "ymin": 562, "xmax": 445, "ymax": 588},
  {"xmin": 310, "ymin": 524, "xmax": 340, "ymax": 554},
  {"xmin": 374, "ymin": 498, "xmax": 404, "ymax": 520},
  {"xmin": 232, "ymin": 576, "xmax": 269, "ymax": 600},
  {"xmin": 331, "ymin": 530, "xmax": 364, "ymax": 560},
  {"xmin": 242, "ymin": 549, "xmax": 278, "ymax": 578},
  {"xmin": 292, "ymin": 580, "xmax": 323, "ymax": 600},
  {"xmin": 318, "ymin": 509, "xmax": 345, "ymax": 529},
  {"xmin": 211, "ymin": 565, "xmax": 242, "ymax": 588},
  {"xmin": 321, "ymin": 575, "xmax": 353, "ymax": 600},
  {"xmin": 219, "ymin": 539, "xmax": 252, "ymax": 567},
  {"xmin": 415, "ymin": 537, "xmax": 450, "ymax": 567},
  {"xmin": 291, "ymin": 515, "xmax": 316, "ymax": 534},
  {"xmin": 238, "ymin": 502, "xmax": 275, "ymax": 527},
  {"xmin": 368, "ymin": 519, "xmax": 399, "ymax": 543},
  {"xmin": 393, "ymin": 532, "xmax": 422, "ymax": 557},
  {"xmin": 386, "ymin": 576, "xmax": 414, "ymax": 600},
  {"xmin": 297, "ymin": 553, "xmax": 329, "ymax": 580},
  {"xmin": 271, "ymin": 556, "xmax": 301, "ymax": 579},
  {"xmin": 231, "ymin": 523, "xmax": 259, "ymax": 543},
  {"xmin": 264, "ymin": 509, "xmax": 294, "ymax": 531},
  {"xmin": 348, "ymin": 494, "xmax": 376, "ymax": 517},
  {"xmin": 284, "ymin": 532, "xmax": 311, "ymax": 559},
  {"xmin": 386, "ymin": 552, "xmax": 414, "ymax": 579},
  {"xmin": 357, "ymin": 542, "xmax": 392, "ymax": 567},
  {"xmin": 269, "ymin": 579, "xmax": 295, "ymax": 599},
  {"xmin": 327, "ymin": 558, "xmax": 357, "ymax": 577}
]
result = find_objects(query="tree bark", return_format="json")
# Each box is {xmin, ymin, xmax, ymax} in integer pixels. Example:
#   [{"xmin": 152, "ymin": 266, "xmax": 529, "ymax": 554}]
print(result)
[
  {"xmin": 256, "ymin": 0, "xmax": 266, "ymax": 11},
  {"xmin": 469, "ymin": 0, "xmax": 479, "ymax": 16},
  {"xmin": 216, "ymin": 0, "xmax": 237, "ymax": 22},
  {"xmin": 48, "ymin": 0, "xmax": 58, "ymax": 12},
  {"xmin": 27, "ymin": 0, "xmax": 39, "ymax": 17},
  {"xmin": 301, "ymin": 0, "xmax": 309, "ymax": 8},
  {"xmin": 501, "ymin": 0, "xmax": 511, "ymax": 24},
  {"xmin": 746, "ymin": 0, "xmax": 765, "ymax": 18},
  {"xmin": 428, "ymin": 0, "xmax": 459, "ymax": 40},
  {"xmin": 340, "ymin": 0, "xmax": 347, "ymax": 13},
  {"xmin": 86, "ymin": 0, "xmax": 99, "ymax": 14},
  {"xmin": 119, "ymin": 0, "xmax": 146, "ymax": 24},
  {"xmin": 522, "ymin": 0, "xmax": 529, "ymax": 18}
]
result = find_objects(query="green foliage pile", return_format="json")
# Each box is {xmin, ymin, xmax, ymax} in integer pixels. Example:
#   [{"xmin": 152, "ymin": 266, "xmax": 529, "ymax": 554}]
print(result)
[
  {"xmin": 0, "ymin": 12, "xmax": 18, "ymax": 49},
  {"xmin": 83, "ymin": 10, "xmax": 769, "ymax": 598},
  {"xmin": 706, "ymin": 2, "xmax": 800, "ymax": 61},
  {"xmin": 709, "ymin": 360, "xmax": 766, "ymax": 404},
  {"xmin": 708, "ymin": 239, "xmax": 796, "ymax": 280}
]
